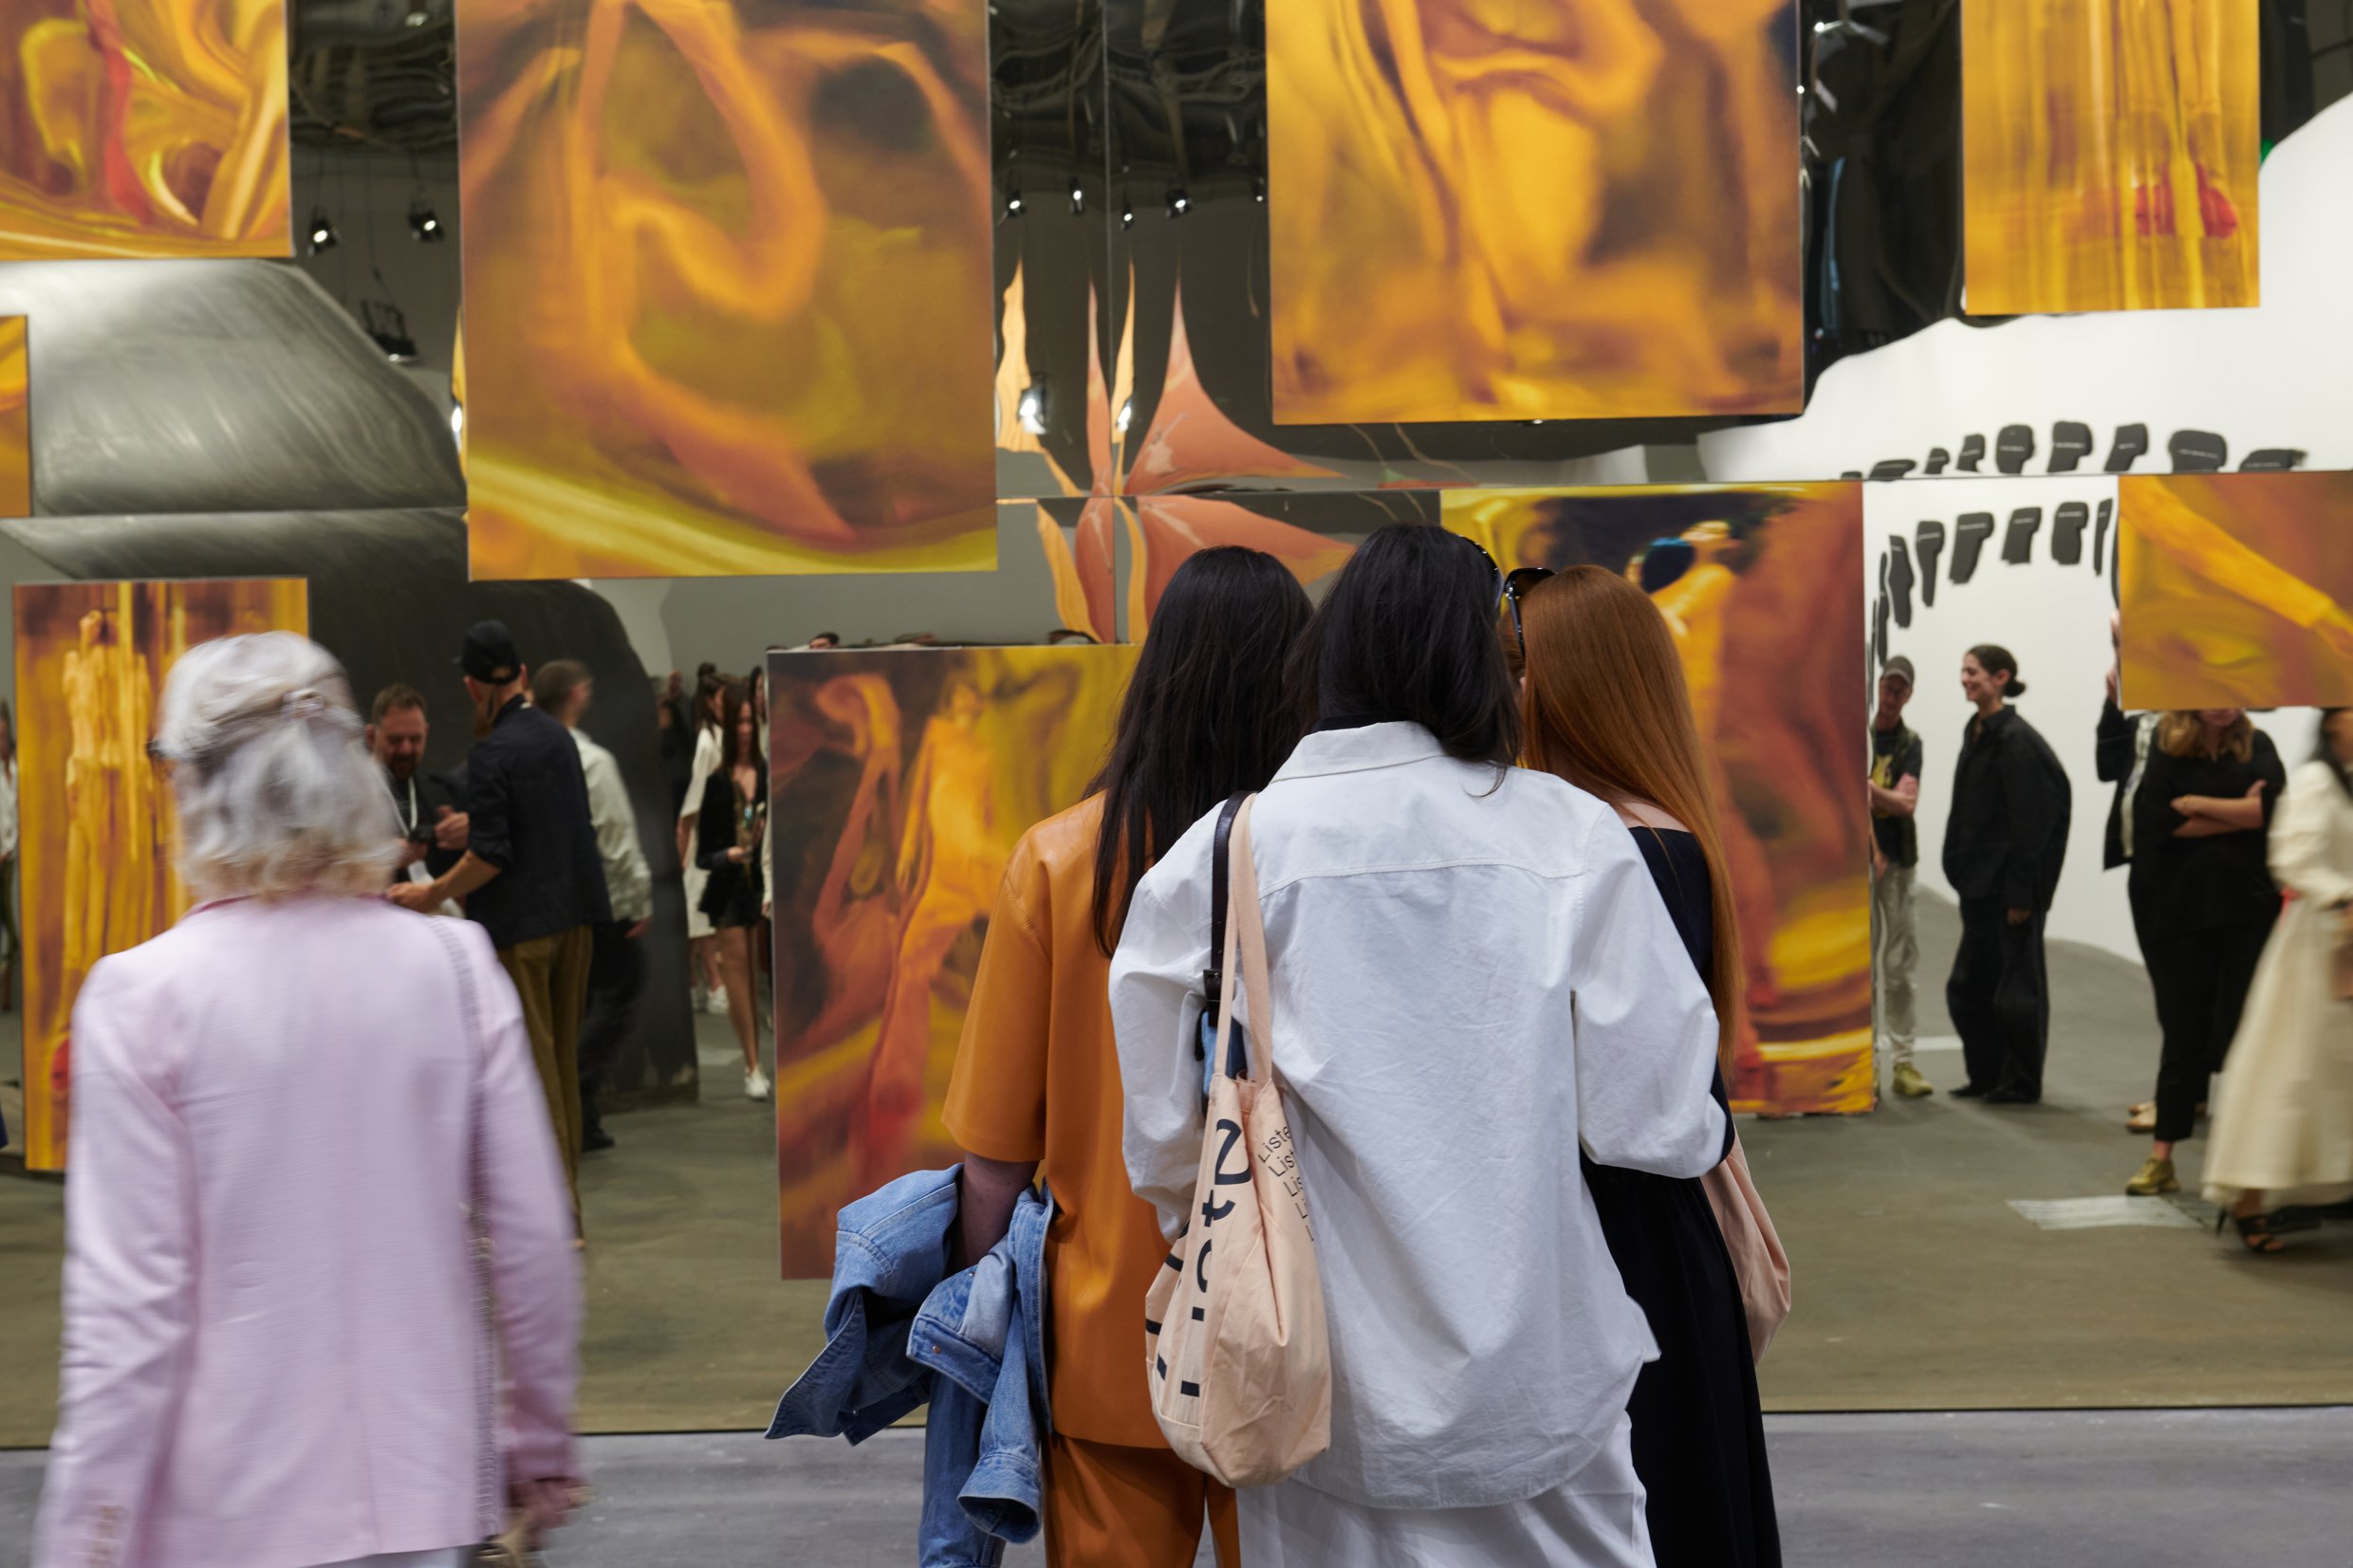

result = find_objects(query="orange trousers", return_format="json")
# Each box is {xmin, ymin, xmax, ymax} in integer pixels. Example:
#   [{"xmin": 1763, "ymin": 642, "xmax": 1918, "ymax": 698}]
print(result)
[{"xmin": 1044, "ymin": 1434, "xmax": 1240, "ymax": 1568}]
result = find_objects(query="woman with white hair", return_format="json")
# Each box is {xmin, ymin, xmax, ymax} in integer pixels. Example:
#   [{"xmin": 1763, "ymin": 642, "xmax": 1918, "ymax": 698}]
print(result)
[{"xmin": 33, "ymin": 633, "xmax": 584, "ymax": 1568}]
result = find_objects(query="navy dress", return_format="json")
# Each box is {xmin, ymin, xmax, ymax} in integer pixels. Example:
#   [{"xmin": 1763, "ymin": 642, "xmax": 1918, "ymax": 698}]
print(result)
[{"xmin": 1583, "ymin": 827, "xmax": 1781, "ymax": 1568}]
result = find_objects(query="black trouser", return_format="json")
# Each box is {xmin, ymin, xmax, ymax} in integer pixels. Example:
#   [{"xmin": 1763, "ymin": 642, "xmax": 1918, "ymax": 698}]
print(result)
[
  {"xmin": 581, "ymin": 918, "xmax": 643, "ymax": 1137},
  {"xmin": 1948, "ymin": 898, "xmax": 2050, "ymax": 1098},
  {"xmin": 2143, "ymin": 917, "xmax": 2273, "ymax": 1144}
]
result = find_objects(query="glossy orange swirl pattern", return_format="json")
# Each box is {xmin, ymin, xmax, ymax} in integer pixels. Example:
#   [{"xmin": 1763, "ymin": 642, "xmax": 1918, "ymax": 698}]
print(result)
[
  {"xmin": 1268, "ymin": 0, "xmax": 1802, "ymax": 424},
  {"xmin": 1445, "ymin": 485, "xmax": 1871, "ymax": 1115},
  {"xmin": 0, "ymin": 319, "xmax": 26, "ymax": 518},
  {"xmin": 455, "ymin": 0, "xmax": 995, "ymax": 578},
  {"xmin": 0, "ymin": 0, "xmax": 287, "ymax": 258},
  {"xmin": 2120, "ymin": 473, "xmax": 2353, "ymax": 710},
  {"xmin": 1964, "ymin": 0, "xmax": 2259, "ymax": 314},
  {"xmin": 14, "ymin": 578, "xmax": 308, "ymax": 1171},
  {"xmin": 767, "ymin": 646, "xmax": 1137, "ymax": 1276}
]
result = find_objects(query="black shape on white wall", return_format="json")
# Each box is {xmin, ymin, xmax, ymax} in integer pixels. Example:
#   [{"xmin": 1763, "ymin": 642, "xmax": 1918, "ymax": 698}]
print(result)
[
  {"xmin": 2049, "ymin": 421, "xmax": 2093, "ymax": 472},
  {"xmin": 1917, "ymin": 519, "xmax": 1945, "ymax": 605},
  {"xmin": 2094, "ymin": 498, "xmax": 2113, "ymax": 578},
  {"xmin": 2239, "ymin": 448, "xmax": 2307, "ymax": 471},
  {"xmin": 2169, "ymin": 430, "xmax": 2228, "ymax": 471},
  {"xmin": 1870, "ymin": 459, "xmax": 1918, "ymax": 481},
  {"xmin": 1888, "ymin": 537, "xmax": 1916, "ymax": 626},
  {"xmin": 1925, "ymin": 447, "xmax": 1951, "ymax": 475},
  {"xmin": 2000, "ymin": 507, "xmax": 2044, "ymax": 564},
  {"xmin": 2051, "ymin": 501, "xmax": 2088, "ymax": 564},
  {"xmin": 2105, "ymin": 424, "xmax": 2149, "ymax": 472},
  {"xmin": 1995, "ymin": 425, "xmax": 2036, "ymax": 474},
  {"xmin": 1951, "ymin": 511, "xmax": 1995, "ymax": 582},
  {"xmin": 1957, "ymin": 434, "xmax": 1987, "ymax": 471}
]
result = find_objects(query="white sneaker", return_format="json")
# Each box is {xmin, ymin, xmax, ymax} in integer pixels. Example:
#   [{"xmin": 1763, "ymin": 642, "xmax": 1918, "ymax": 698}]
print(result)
[
  {"xmin": 705, "ymin": 987, "xmax": 731, "ymax": 1016},
  {"xmin": 745, "ymin": 1067, "xmax": 772, "ymax": 1102}
]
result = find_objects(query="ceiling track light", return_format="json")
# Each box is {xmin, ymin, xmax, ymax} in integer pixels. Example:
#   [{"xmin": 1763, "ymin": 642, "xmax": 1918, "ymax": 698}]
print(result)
[
  {"xmin": 1004, "ymin": 187, "xmax": 1025, "ymax": 217},
  {"xmin": 407, "ymin": 191, "xmax": 444, "ymax": 242},
  {"xmin": 306, "ymin": 208, "xmax": 339, "ymax": 254}
]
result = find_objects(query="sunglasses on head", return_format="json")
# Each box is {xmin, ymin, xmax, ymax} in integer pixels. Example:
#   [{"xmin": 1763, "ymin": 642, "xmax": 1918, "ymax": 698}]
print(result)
[{"xmin": 1503, "ymin": 566, "xmax": 1554, "ymax": 659}]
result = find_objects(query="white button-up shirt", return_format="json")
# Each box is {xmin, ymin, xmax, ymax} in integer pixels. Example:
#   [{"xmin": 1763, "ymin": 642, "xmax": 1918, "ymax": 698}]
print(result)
[{"xmin": 1112, "ymin": 722, "xmax": 1727, "ymax": 1510}]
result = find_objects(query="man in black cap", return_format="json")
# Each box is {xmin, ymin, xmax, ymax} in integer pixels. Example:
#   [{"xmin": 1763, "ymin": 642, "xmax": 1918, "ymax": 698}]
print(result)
[
  {"xmin": 1869, "ymin": 655, "xmax": 1930, "ymax": 1100},
  {"xmin": 393, "ymin": 620, "xmax": 610, "ymax": 1227}
]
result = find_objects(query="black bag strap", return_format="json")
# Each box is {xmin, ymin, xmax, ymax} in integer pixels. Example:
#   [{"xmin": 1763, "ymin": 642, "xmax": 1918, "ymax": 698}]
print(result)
[{"xmin": 1201, "ymin": 791, "xmax": 1249, "ymax": 1035}]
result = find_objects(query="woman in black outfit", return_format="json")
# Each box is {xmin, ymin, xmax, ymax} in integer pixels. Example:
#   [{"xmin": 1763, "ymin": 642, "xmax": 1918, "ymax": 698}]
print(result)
[
  {"xmin": 2123, "ymin": 709, "xmax": 2285, "ymax": 1196},
  {"xmin": 1943, "ymin": 645, "xmax": 2072, "ymax": 1104},
  {"xmin": 1512, "ymin": 564, "xmax": 1780, "ymax": 1568},
  {"xmin": 697, "ymin": 678, "xmax": 770, "ymax": 1100}
]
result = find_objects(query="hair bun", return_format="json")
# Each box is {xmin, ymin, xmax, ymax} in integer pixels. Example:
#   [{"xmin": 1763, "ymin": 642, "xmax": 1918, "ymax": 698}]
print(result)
[{"xmin": 2007, "ymin": 676, "xmax": 2029, "ymax": 697}]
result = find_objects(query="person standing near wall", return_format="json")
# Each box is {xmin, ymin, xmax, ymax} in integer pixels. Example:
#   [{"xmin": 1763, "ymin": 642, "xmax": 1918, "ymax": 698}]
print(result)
[
  {"xmin": 678, "ymin": 672, "xmax": 728, "ymax": 1015},
  {"xmin": 2203, "ymin": 709, "xmax": 2353, "ymax": 1252},
  {"xmin": 394, "ymin": 622, "xmax": 611, "ymax": 1232},
  {"xmin": 1943, "ymin": 645, "xmax": 2071, "ymax": 1104},
  {"xmin": 945, "ymin": 547, "xmax": 1312, "ymax": 1568},
  {"xmin": 693, "ymin": 680, "xmax": 771, "ymax": 1102},
  {"xmin": 2097, "ymin": 610, "xmax": 2166, "ymax": 1134},
  {"xmin": 535, "ymin": 660, "xmax": 653, "ymax": 1154},
  {"xmin": 2122, "ymin": 710, "xmax": 2283, "ymax": 1197},
  {"xmin": 1868, "ymin": 657, "xmax": 1932, "ymax": 1101}
]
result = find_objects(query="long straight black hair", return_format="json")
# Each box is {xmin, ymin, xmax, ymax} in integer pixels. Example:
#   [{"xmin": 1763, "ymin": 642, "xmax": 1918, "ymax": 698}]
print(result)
[
  {"xmin": 1289, "ymin": 523, "xmax": 1518, "ymax": 768},
  {"xmin": 1091, "ymin": 546, "xmax": 1315, "ymax": 954},
  {"xmin": 2316, "ymin": 708, "xmax": 2353, "ymax": 799}
]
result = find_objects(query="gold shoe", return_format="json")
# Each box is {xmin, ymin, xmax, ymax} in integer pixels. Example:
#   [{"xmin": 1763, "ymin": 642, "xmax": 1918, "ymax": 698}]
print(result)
[
  {"xmin": 1892, "ymin": 1063, "xmax": 1935, "ymax": 1099},
  {"xmin": 2125, "ymin": 1156, "xmax": 2179, "ymax": 1197}
]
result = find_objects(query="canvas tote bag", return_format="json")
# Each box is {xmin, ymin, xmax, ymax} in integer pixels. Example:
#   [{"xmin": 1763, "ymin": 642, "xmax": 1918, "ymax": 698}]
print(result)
[
  {"xmin": 1144, "ymin": 793, "xmax": 1331, "ymax": 1486},
  {"xmin": 1700, "ymin": 1132, "xmax": 1792, "ymax": 1363}
]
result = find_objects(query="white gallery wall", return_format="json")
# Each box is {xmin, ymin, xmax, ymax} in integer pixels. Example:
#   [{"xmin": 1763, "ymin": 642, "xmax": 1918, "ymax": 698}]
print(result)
[{"xmin": 1865, "ymin": 477, "xmax": 2317, "ymax": 966}]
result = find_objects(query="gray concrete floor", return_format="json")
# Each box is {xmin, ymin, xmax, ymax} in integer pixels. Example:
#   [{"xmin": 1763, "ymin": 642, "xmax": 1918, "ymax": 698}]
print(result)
[{"xmin": 0, "ymin": 1410, "xmax": 2347, "ymax": 1566}]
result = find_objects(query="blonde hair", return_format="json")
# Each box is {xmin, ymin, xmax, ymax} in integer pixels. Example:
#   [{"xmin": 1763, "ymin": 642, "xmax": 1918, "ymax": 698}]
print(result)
[
  {"xmin": 156, "ymin": 633, "xmax": 400, "ymax": 901},
  {"xmin": 2158, "ymin": 710, "xmax": 2253, "ymax": 764}
]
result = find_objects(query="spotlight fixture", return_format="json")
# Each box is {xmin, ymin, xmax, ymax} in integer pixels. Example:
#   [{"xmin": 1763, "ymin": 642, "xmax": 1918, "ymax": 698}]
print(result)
[
  {"xmin": 407, "ymin": 193, "xmax": 444, "ymax": 242},
  {"xmin": 1121, "ymin": 202, "xmax": 1135, "ymax": 229},
  {"xmin": 306, "ymin": 209, "xmax": 339, "ymax": 254},
  {"xmin": 1167, "ymin": 186, "xmax": 1191, "ymax": 217},
  {"xmin": 1069, "ymin": 183, "xmax": 1086, "ymax": 215},
  {"xmin": 362, "ymin": 300, "xmax": 418, "ymax": 364},
  {"xmin": 1251, "ymin": 175, "xmax": 1267, "ymax": 203},
  {"xmin": 1004, "ymin": 187, "xmax": 1025, "ymax": 217}
]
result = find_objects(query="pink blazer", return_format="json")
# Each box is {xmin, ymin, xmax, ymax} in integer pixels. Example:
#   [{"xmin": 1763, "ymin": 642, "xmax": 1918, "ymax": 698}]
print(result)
[{"xmin": 34, "ymin": 896, "xmax": 582, "ymax": 1568}]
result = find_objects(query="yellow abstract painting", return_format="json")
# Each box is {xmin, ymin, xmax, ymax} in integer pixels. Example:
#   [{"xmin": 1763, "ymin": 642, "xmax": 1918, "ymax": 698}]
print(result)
[
  {"xmin": 1267, "ymin": 0, "xmax": 1802, "ymax": 424},
  {"xmin": 768, "ymin": 645, "xmax": 1136, "ymax": 1275},
  {"xmin": 1446, "ymin": 487, "xmax": 1871, "ymax": 1116},
  {"xmin": 456, "ymin": 0, "xmax": 995, "ymax": 578},
  {"xmin": 1964, "ymin": 0, "xmax": 2258, "ymax": 314},
  {"xmin": 0, "ymin": 320, "xmax": 26, "ymax": 518},
  {"xmin": 0, "ymin": 0, "xmax": 288, "ymax": 259},
  {"xmin": 15, "ymin": 578, "xmax": 308, "ymax": 1171},
  {"xmin": 2120, "ymin": 473, "xmax": 2353, "ymax": 710}
]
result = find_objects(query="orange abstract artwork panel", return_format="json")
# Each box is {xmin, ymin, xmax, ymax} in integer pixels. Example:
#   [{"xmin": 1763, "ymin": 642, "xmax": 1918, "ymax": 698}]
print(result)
[
  {"xmin": 14, "ymin": 578, "xmax": 309, "ymax": 1171},
  {"xmin": 0, "ymin": 0, "xmax": 288, "ymax": 259},
  {"xmin": 1445, "ymin": 486, "xmax": 1871, "ymax": 1116},
  {"xmin": 1268, "ymin": 0, "xmax": 1802, "ymax": 424},
  {"xmin": 2120, "ymin": 472, "xmax": 2353, "ymax": 710},
  {"xmin": 456, "ymin": 0, "xmax": 995, "ymax": 578},
  {"xmin": 0, "ymin": 319, "xmax": 26, "ymax": 518},
  {"xmin": 768, "ymin": 645, "xmax": 1136, "ymax": 1275},
  {"xmin": 1964, "ymin": 0, "xmax": 2258, "ymax": 314}
]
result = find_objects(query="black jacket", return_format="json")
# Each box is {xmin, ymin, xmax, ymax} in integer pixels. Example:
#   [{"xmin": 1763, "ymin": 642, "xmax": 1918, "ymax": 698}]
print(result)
[
  {"xmin": 2094, "ymin": 698, "xmax": 2149, "ymax": 871},
  {"xmin": 1944, "ymin": 707, "xmax": 2072, "ymax": 913},
  {"xmin": 695, "ymin": 767, "xmax": 766, "ymax": 918},
  {"xmin": 461, "ymin": 696, "xmax": 611, "ymax": 949}
]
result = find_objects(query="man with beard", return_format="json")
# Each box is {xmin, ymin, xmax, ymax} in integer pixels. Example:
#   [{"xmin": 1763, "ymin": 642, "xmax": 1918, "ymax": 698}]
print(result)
[{"xmin": 367, "ymin": 683, "xmax": 469, "ymax": 901}]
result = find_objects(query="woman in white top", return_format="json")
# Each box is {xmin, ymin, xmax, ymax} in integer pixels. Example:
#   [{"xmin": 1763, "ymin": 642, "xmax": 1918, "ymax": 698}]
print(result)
[
  {"xmin": 2202, "ymin": 708, "xmax": 2353, "ymax": 1252},
  {"xmin": 677, "ymin": 672, "xmax": 727, "ymax": 1010},
  {"xmin": 1112, "ymin": 526, "xmax": 1728, "ymax": 1567}
]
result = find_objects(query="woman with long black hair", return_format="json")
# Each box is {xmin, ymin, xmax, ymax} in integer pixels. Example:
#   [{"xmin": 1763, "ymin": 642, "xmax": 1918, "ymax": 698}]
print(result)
[
  {"xmin": 1943, "ymin": 645, "xmax": 2072, "ymax": 1103},
  {"xmin": 694, "ymin": 679, "xmax": 770, "ymax": 1100},
  {"xmin": 944, "ymin": 546, "xmax": 1313, "ymax": 1567},
  {"xmin": 1114, "ymin": 525, "xmax": 1727, "ymax": 1566}
]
